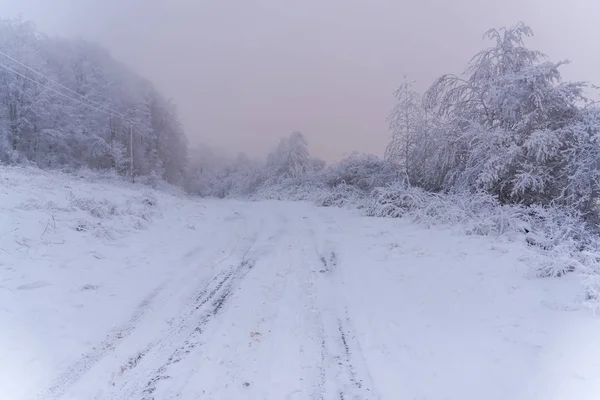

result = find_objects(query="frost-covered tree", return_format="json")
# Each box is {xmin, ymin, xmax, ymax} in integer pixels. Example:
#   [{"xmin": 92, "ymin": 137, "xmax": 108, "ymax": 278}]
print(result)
[
  {"xmin": 420, "ymin": 22, "xmax": 600, "ymax": 215},
  {"xmin": 385, "ymin": 77, "xmax": 434, "ymax": 185},
  {"xmin": 226, "ymin": 152, "xmax": 265, "ymax": 196},
  {"xmin": 0, "ymin": 17, "xmax": 188, "ymax": 185},
  {"xmin": 386, "ymin": 79, "xmax": 422, "ymax": 165},
  {"xmin": 185, "ymin": 131, "xmax": 327, "ymax": 198},
  {"xmin": 266, "ymin": 131, "xmax": 314, "ymax": 183},
  {"xmin": 185, "ymin": 144, "xmax": 267, "ymax": 198}
]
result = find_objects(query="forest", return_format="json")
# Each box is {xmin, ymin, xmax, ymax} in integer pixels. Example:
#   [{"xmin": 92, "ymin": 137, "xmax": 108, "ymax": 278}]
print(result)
[{"xmin": 0, "ymin": 18, "xmax": 188, "ymax": 185}]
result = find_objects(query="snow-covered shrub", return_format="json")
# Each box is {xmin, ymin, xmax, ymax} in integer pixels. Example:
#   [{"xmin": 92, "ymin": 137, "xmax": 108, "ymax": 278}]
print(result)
[
  {"xmin": 365, "ymin": 181, "xmax": 596, "ymax": 279},
  {"xmin": 64, "ymin": 185, "xmax": 161, "ymax": 232},
  {"xmin": 582, "ymin": 271, "xmax": 600, "ymax": 314},
  {"xmin": 92, "ymin": 223, "xmax": 119, "ymax": 240},
  {"xmin": 366, "ymin": 183, "xmax": 430, "ymax": 219},
  {"xmin": 72, "ymin": 219, "xmax": 119, "ymax": 241},
  {"xmin": 252, "ymin": 179, "xmax": 325, "ymax": 202},
  {"xmin": 68, "ymin": 194, "xmax": 119, "ymax": 219},
  {"xmin": 366, "ymin": 184, "xmax": 517, "ymax": 235},
  {"xmin": 73, "ymin": 219, "xmax": 92, "ymax": 232},
  {"xmin": 323, "ymin": 152, "xmax": 401, "ymax": 192},
  {"xmin": 129, "ymin": 216, "xmax": 149, "ymax": 230},
  {"xmin": 314, "ymin": 183, "xmax": 366, "ymax": 208},
  {"xmin": 16, "ymin": 198, "xmax": 48, "ymax": 211},
  {"xmin": 520, "ymin": 205, "xmax": 600, "ymax": 279},
  {"xmin": 141, "ymin": 191, "xmax": 158, "ymax": 207}
]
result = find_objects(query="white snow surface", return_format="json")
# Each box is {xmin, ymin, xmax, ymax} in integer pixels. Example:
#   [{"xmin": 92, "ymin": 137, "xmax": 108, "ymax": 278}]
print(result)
[{"xmin": 1, "ymin": 166, "xmax": 600, "ymax": 400}]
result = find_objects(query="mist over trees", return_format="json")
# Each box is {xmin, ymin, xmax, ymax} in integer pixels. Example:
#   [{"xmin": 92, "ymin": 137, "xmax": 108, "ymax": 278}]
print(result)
[
  {"xmin": 190, "ymin": 23, "xmax": 600, "ymax": 217},
  {"xmin": 5, "ymin": 16, "xmax": 600, "ymax": 279},
  {"xmin": 0, "ymin": 18, "xmax": 188, "ymax": 184},
  {"xmin": 3, "ymin": 16, "xmax": 600, "ymax": 226}
]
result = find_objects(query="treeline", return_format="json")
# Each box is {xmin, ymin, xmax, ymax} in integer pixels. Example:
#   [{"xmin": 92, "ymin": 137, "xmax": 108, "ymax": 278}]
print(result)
[
  {"xmin": 5, "ymin": 18, "xmax": 600, "ymax": 223},
  {"xmin": 185, "ymin": 130, "xmax": 400, "ymax": 201},
  {"xmin": 0, "ymin": 18, "xmax": 188, "ymax": 184},
  {"xmin": 187, "ymin": 22, "xmax": 600, "ymax": 223}
]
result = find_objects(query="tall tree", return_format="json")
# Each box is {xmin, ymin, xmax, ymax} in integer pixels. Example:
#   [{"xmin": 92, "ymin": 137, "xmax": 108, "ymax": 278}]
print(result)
[{"xmin": 385, "ymin": 77, "xmax": 429, "ymax": 184}]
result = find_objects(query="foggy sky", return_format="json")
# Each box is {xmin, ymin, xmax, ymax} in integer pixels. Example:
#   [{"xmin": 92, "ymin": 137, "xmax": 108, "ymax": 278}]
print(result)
[{"xmin": 2, "ymin": 0, "xmax": 600, "ymax": 161}]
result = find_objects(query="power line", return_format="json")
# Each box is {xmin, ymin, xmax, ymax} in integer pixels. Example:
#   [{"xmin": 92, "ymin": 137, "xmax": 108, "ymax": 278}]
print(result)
[
  {"xmin": 0, "ymin": 60, "xmax": 135, "ymax": 124},
  {"xmin": 0, "ymin": 49, "xmax": 130, "ymax": 120}
]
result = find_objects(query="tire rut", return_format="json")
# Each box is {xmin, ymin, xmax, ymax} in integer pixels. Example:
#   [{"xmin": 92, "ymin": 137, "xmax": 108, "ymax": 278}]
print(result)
[
  {"xmin": 40, "ymin": 281, "xmax": 167, "ymax": 400},
  {"xmin": 334, "ymin": 310, "xmax": 374, "ymax": 399},
  {"xmin": 44, "ymin": 216, "xmax": 256, "ymax": 400},
  {"xmin": 303, "ymin": 215, "xmax": 377, "ymax": 400},
  {"xmin": 118, "ymin": 230, "xmax": 261, "ymax": 400},
  {"xmin": 141, "ymin": 257, "xmax": 255, "ymax": 399}
]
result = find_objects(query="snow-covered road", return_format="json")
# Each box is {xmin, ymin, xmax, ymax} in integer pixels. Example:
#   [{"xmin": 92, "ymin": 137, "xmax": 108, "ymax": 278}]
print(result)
[{"xmin": 2, "ymin": 168, "xmax": 600, "ymax": 400}]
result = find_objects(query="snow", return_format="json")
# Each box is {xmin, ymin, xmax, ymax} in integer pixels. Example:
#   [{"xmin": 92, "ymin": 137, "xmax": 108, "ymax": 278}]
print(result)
[{"xmin": 1, "ymin": 166, "xmax": 600, "ymax": 400}]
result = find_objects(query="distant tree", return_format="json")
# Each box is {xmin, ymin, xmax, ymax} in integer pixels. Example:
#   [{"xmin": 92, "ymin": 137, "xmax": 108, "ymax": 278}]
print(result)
[
  {"xmin": 386, "ymin": 79, "xmax": 420, "ymax": 164},
  {"xmin": 385, "ymin": 77, "xmax": 432, "ymax": 185},
  {"xmin": 266, "ymin": 131, "xmax": 313, "ymax": 183}
]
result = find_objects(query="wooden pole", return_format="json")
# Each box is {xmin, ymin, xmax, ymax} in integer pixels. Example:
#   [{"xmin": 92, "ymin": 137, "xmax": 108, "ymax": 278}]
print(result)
[{"xmin": 129, "ymin": 125, "xmax": 134, "ymax": 183}]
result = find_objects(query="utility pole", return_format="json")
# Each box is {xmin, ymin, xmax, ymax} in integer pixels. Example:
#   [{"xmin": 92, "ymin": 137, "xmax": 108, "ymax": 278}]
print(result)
[{"xmin": 129, "ymin": 125, "xmax": 134, "ymax": 183}]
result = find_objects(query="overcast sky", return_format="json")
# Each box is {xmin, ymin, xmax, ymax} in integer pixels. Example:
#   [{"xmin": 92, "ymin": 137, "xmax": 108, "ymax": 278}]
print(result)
[{"xmin": 2, "ymin": 0, "xmax": 599, "ymax": 160}]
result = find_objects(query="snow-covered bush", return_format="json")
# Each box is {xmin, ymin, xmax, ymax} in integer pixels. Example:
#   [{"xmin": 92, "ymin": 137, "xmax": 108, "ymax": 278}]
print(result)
[
  {"xmin": 68, "ymin": 193, "xmax": 119, "ymax": 219},
  {"xmin": 365, "ymin": 181, "xmax": 597, "ymax": 279},
  {"xmin": 252, "ymin": 179, "xmax": 325, "ymax": 202},
  {"xmin": 323, "ymin": 152, "xmax": 401, "ymax": 192},
  {"xmin": 314, "ymin": 183, "xmax": 366, "ymax": 208},
  {"xmin": 366, "ymin": 183, "xmax": 519, "ymax": 235}
]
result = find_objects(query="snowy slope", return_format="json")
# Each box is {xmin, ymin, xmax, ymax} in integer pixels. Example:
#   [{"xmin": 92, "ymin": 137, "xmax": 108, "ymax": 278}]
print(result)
[{"xmin": 1, "ymin": 167, "xmax": 600, "ymax": 400}]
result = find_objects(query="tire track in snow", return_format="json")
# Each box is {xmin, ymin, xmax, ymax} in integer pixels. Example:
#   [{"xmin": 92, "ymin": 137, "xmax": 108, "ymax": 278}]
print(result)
[
  {"xmin": 40, "ymin": 212, "xmax": 250, "ymax": 400},
  {"xmin": 170, "ymin": 212, "xmax": 313, "ymax": 400},
  {"xmin": 142, "ymin": 260, "xmax": 254, "ymax": 400},
  {"xmin": 297, "ymin": 246, "xmax": 328, "ymax": 400},
  {"xmin": 109, "ymin": 220, "xmax": 266, "ymax": 400},
  {"xmin": 303, "ymin": 213, "xmax": 378, "ymax": 400},
  {"xmin": 335, "ymin": 308, "xmax": 376, "ymax": 399},
  {"xmin": 140, "ymin": 257, "xmax": 257, "ymax": 400},
  {"xmin": 40, "ymin": 281, "xmax": 167, "ymax": 400}
]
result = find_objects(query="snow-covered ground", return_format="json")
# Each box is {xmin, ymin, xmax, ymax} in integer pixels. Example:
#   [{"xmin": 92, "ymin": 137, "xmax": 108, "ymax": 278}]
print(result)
[{"xmin": 1, "ymin": 167, "xmax": 600, "ymax": 400}]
